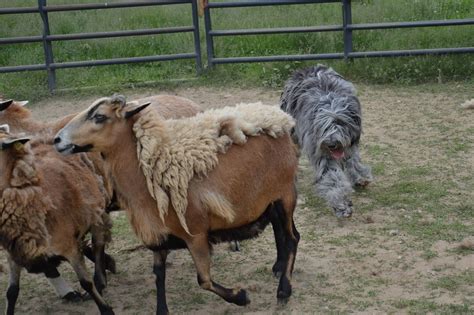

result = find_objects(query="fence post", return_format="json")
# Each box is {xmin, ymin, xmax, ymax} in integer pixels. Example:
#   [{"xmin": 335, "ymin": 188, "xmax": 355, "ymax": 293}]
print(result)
[
  {"xmin": 38, "ymin": 0, "xmax": 56, "ymax": 92},
  {"xmin": 342, "ymin": 0, "xmax": 353, "ymax": 60},
  {"xmin": 191, "ymin": 0, "xmax": 202, "ymax": 74},
  {"xmin": 203, "ymin": 3, "xmax": 214, "ymax": 69}
]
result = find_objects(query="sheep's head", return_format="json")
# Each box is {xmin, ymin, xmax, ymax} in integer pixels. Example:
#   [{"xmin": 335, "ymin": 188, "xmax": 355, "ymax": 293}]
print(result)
[
  {"xmin": 0, "ymin": 125, "xmax": 30, "ymax": 152},
  {"xmin": 54, "ymin": 95, "xmax": 150, "ymax": 155},
  {"xmin": 0, "ymin": 125, "xmax": 32, "ymax": 188}
]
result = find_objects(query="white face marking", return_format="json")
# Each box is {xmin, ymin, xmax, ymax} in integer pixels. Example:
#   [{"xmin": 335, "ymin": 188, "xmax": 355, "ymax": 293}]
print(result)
[
  {"xmin": 17, "ymin": 101, "xmax": 29, "ymax": 107},
  {"xmin": 48, "ymin": 276, "xmax": 75, "ymax": 297}
]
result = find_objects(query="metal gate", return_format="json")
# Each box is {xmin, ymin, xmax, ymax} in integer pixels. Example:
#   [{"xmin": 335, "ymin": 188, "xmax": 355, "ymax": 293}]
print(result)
[
  {"xmin": 1, "ymin": 0, "xmax": 473, "ymax": 92},
  {"xmin": 203, "ymin": 0, "xmax": 474, "ymax": 68},
  {"xmin": 0, "ymin": 0, "xmax": 202, "ymax": 92}
]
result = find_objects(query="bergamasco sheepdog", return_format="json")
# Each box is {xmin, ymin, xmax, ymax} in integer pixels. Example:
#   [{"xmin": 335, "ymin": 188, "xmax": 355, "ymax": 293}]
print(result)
[{"xmin": 280, "ymin": 64, "xmax": 372, "ymax": 218}]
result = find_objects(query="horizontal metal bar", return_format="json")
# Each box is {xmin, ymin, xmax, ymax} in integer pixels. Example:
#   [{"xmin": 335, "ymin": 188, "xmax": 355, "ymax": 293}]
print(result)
[
  {"xmin": 348, "ymin": 47, "xmax": 474, "ymax": 58},
  {"xmin": 47, "ymin": 27, "xmax": 194, "ymax": 41},
  {"xmin": 349, "ymin": 18, "xmax": 474, "ymax": 30},
  {"xmin": 210, "ymin": 25, "xmax": 342, "ymax": 36},
  {"xmin": 212, "ymin": 53, "xmax": 344, "ymax": 64},
  {"xmin": 0, "ymin": 64, "xmax": 46, "ymax": 73},
  {"xmin": 50, "ymin": 53, "xmax": 196, "ymax": 69},
  {"xmin": 211, "ymin": 47, "xmax": 474, "ymax": 64},
  {"xmin": 44, "ymin": 1, "xmax": 192, "ymax": 12},
  {"xmin": 0, "ymin": 26, "xmax": 194, "ymax": 45},
  {"xmin": 208, "ymin": 0, "xmax": 340, "ymax": 9},
  {"xmin": 0, "ymin": 1, "xmax": 192, "ymax": 15},
  {"xmin": 0, "ymin": 7, "xmax": 38, "ymax": 15},
  {"xmin": 0, "ymin": 35, "xmax": 43, "ymax": 45}
]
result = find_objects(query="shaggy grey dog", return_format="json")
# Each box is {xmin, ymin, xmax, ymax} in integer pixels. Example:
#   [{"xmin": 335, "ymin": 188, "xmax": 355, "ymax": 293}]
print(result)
[{"xmin": 280, "ymin": 64, "xmax": 372, "ymax": 218}]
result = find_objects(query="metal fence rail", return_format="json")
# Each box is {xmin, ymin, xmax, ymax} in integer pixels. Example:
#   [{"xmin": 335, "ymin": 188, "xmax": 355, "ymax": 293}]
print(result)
[
  {"xmin": 204, "ymin": 0, "xmax": 474, "ymax": 67},
  {"xmin": 0, "ymin": 0, "xmax": 202, "ymax": 91}
]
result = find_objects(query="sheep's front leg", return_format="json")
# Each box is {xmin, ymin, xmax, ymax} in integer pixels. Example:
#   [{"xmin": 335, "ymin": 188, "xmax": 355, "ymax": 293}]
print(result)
[
  {"xmin": 314, "ymin": 157, "xmax": 354, "ymax": 217},
  {"xmin": 69, "ymin": 254, "xmax": 114, "ymax": 315},
  {"xmin": 83, "ymin": 244, "xmax": 117, "ymax": 274},
  {"xmin": 6, "ymin": 256, "xmax": 21, "ymax": 315},
  {"xmin": 91, "ymin": 235, "xmax": 107, "ymax": 295},
  {"xmin": 153, "ymin": 250, "xmax": 169, "ymax": 315},
  {"xmin": 187, "ymin": 234, "xmax": 250, "ymax": 306}
]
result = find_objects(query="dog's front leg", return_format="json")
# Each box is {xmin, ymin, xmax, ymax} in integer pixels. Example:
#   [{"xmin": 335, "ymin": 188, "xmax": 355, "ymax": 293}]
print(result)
[
  {"xmin": 345, "ymin": 145, "xmax": 373, "ymax": 187},
  {"xmin": 314, "ymin": 158, "xmax": 354, "ymax": 217}
]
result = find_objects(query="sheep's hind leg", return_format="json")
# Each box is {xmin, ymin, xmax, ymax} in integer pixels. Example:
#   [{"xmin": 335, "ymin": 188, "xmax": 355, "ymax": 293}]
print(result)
[
  {"xmin": 6, "ymin": 255, "xmax": 21, "ymax": 315},
  {"xmin": 187, "ymin": 234, "xmax": 250, "ymax": 306},
  {"xmin": 69, "ymin": 253, "xmax": 114, "ymax": 315},
  {"xmin": 153, "ymin": 250, "xmax": 169, "ymax": 315},
  {"xmin": 44, "ymin": 265, "xmax": 82, "ymax": 302},
  {"xmin": 270, "ymin": 206, "xmax": 288, "ymax": 278},
  {"xmin": 276, "ymin": 194, "xmax": 300, "ymax": 303},
  {"xmin": 91, "ymin": 235, "xmax": 107, "ymax": 295}
]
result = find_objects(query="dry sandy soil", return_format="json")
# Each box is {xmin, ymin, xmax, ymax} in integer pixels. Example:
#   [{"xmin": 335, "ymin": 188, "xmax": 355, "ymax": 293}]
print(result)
[{"xmin": 0, "ymin": 83, "xmax": 473, "ymax": 314}]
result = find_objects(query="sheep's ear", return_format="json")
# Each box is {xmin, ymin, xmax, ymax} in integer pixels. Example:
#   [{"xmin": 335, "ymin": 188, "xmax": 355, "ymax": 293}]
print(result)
[
  {"xmin": 17, "ymin": 100, "xmax": 29, "ymax": 107},
  {"xmin": 0, "ymin": 99, "xmax": 13, "ymax": 111},
  {"xmin": 124, "ymin": 102, "xmax": 151, "ymax": 119},
  {"xmin": 110, "ymin": 94, "xmax": 127, "ymax": 107},
  {"xmin": 1, "ymin": 137, "xmax": 30, "ymax": 150},
  {"xmin": 0, "ymin": 124, "xmax": 10, "ymax": 133}
]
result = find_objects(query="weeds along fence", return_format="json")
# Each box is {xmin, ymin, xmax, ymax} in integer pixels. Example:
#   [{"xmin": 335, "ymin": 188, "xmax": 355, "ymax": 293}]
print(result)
[{"xmin": 0, "ymin": 0, "xmax": 473, "ymax": 92}]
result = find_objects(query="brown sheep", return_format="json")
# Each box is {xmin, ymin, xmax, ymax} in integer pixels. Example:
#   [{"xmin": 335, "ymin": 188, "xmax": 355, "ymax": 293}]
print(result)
[
  {"xmin": 0, "ymin": 126, "xmax": 114, "ymax": 315},
  {"xmin": 54, "ymin": 95, "xmax": 300, "ymax": 314},
  {"xmin": 0, "ymin": 99, "xmax": 115, "ymax": 301},
  {"xmin": 0, "ymin": 95, "xmax": 203, "ymax": 300}
]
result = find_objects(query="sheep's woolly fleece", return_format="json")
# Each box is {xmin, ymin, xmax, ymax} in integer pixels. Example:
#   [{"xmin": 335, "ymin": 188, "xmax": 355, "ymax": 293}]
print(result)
[
  {"xmin": 0, "ymin": 145, "xmax": 52, "ymax": 265},
  {"xmin": 133, "ymin": 102, "xmax": 295, "ymax": 234}
]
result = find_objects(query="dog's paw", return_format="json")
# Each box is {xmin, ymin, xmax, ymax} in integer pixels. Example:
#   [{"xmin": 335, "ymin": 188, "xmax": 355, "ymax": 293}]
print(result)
[
  {"xmin": 334, "ymin": 202, "xmax": 353, "ymax": 218},
  {"xmin": 355, "ymin": 179, "xmax": 371, "ymax": 187}
]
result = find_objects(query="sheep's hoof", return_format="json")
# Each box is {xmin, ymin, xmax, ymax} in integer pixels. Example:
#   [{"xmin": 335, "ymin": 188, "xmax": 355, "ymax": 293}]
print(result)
[
  {"xmin": 105, "ymin": 254, "xmax": 117, "ymax": 274},
  {"xmin": 229, "ymin": 241, "xmax": 240, "ymax": 252},
  {"xmin": 62, "ymin": 291, "xmax": 83, "ymax": 302},
  {"xmin": 277, "ymin": 295, "xmax": 290, "ymax": 305},
  {"xmin": 277, "ymin": 289, "xmax": 291, "ymax": 304},
  {"xmin": 232, "ymin": 289, "xmax": 250, "ymax": 306},
  {"xmin": 101, "ymin": 308, "xmax": 115, "ymax": 315}
]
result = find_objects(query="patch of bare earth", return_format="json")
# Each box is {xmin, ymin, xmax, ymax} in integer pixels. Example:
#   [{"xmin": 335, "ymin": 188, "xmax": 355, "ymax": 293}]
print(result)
[{"xmin": 1, "ymin": 83, "xmax": 473, "ymax": 314}]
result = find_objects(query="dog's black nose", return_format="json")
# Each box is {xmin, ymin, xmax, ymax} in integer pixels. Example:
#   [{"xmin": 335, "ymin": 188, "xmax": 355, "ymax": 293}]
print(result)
[{"xmin": 53, "ymin": 136, "xmax": 61, "ymax": 144}]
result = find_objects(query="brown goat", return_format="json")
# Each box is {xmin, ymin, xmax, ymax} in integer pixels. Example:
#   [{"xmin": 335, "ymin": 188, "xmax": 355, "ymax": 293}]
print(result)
[
  {"xmin": 0, "ymin": 127, "xmax": 114, "ymax": 315},
  {"xmin": 54, "ymin": 96, "xmax": 300, "ymax": 314}
]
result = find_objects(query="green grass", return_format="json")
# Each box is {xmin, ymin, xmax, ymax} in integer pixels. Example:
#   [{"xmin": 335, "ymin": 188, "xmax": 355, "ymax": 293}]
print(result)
[
  {"xmin": 393, "ymin": 299, "xmax": 473, "ymax": 314},
  {"xmin": 1, "ymin": 0, "xmax": 473, "ymax": 100},
  {"xmin": 429, "ymin": 270, "xmax": 474, "ymax": 291}
]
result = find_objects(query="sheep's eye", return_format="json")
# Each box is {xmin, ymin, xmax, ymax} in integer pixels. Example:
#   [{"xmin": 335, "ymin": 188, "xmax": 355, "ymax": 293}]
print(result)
[{"xmin": 94, "ymin": 114, "xmax": 107, "ymax": 123}]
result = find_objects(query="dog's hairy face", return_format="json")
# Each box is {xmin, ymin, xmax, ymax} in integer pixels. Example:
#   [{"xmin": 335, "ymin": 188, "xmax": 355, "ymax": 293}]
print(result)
[{"xmin": 295, "ymin": 91, "xmax": 362, "ymax": 161}]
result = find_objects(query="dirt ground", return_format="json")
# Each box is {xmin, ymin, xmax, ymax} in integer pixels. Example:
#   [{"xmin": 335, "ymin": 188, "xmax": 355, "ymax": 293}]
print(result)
[{"xmin": 0, "ymin": 84, "xmax": 473, "ymax": 314}]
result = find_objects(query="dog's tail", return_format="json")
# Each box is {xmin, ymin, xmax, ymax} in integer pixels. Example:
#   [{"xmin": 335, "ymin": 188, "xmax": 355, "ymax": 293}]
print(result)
[{"xmin": 460, "ymin": 99, "xmax": 474, "ymax": 109}]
